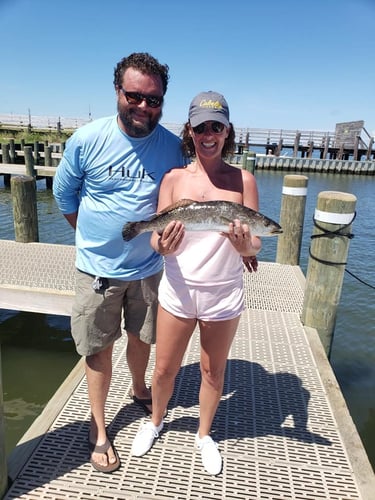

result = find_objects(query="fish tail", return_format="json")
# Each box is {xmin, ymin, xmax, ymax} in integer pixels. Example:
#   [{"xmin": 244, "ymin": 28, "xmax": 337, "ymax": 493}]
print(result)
[{"xmin": 122, "ymin": 222, "xmax": 140, "ymax": 241}]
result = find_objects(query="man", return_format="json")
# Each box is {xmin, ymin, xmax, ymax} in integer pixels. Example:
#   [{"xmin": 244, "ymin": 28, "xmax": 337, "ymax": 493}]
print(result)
[{"xmin": 53, "ymin": 52, "xmax": 185, "ymax": 473}]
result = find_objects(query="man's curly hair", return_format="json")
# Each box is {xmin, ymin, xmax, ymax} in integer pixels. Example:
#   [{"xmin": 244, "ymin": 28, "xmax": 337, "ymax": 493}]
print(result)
[
  {"xmin": 113, "ymin": 52, "xmax": 169, "ymax": 95},
  {"xmin": 180, "ymin": 122, "xmax": 236, "ymax": 159}
]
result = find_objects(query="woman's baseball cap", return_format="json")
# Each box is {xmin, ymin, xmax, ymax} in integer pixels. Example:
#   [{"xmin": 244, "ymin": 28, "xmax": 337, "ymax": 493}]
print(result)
[{"xmin": 188, "ymin": 91, "xmax": 230, "ymax": 127}]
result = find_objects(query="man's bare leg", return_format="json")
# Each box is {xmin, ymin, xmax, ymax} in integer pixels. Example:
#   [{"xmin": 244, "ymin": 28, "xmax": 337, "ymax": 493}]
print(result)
[
  {"xmin": 86, "ymin": 344, "xmax": 117, "ymax": 467},
  {"xmin": 126, "ymin": 332, "xmax": 152, "ymax": 410}
]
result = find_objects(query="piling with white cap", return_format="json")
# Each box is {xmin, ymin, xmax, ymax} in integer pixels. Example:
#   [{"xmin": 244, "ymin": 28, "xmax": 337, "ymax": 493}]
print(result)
[
  {"xmin": 301, "ymin": 191, "xmax": 357, "ymax": 357},
  {"xmin": 276, "ymin": 175, "xmax": 309, "ymax": 265}
]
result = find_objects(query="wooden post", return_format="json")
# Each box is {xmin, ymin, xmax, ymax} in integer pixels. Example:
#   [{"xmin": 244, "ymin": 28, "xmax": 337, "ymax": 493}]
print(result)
[
  {"xmin": 307, "ymin": 140, "xmax": 314, "ymax": 158},
  {"xmin": 33, "ymin": 141, "xmax": 40, "ymax": 165},
  {"xmin": 322, "ymin": 135, "xmax": 330, "ymax": 159},
  {"xmin": 293, "ymin": 132, "xmax": 301, "ymax": 157},
  {"xmin": 43, "ymin": 141, "xmax": 49, "ymax": 164},
  {"xmin": 242, "ymin": 150, "xmax": 256, "ymax": 174},
  {"xmin": 242, "ymin": 149, "xmax": 248, "ymax": 170},
  {"xmin": 9, "ymin": 139, "xmax": 16, "ymax": 163},
  {"xmin": 245, "ymin": 132, "xmax": 249, "ymax": 149},
  {"xmin": 1, "ymin": 143, "xmax": 11, "ymax": 187},
  {"xmin": 353, "ymin": 136, "xmax": 360, "ymax": 161},
  {"xmin": 366, "ymin": 137, "xmax": 374, "ymax": 160},
  {"xmin": 275, "ymin": 138, "xmax": 283, "ymax": 157},
  {"xmin": 11, "ymin": 175, "xmax": 39, "ymax": 242},
  {"xmin": 0, "ymin": 346, "xmax": 8, "ymax": 498},
  {"xmin": 24, "ymin": 146, "xmax": 36, "ymax": 177},
  {"xmin": 44, "ymin": 145, "xmax": 53, "ymax": 189},
  {"xmin": 276, "ymin": 175, "xmax": 308, "ymax": 265},
  {"xmin": 44, "ymin": 145, "xmax": 52, "ymax": 167},
  {"xmin": 301, "ymin": 191, "xmax": 357, "ymax": 357},
  {"xmin": 337, "ymin": 143, "xmax": 344, "ymax": 160}
]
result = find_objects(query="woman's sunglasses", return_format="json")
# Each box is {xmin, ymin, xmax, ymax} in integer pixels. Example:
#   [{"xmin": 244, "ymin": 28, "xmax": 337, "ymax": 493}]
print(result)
[
  {"xmin": 192, "ymin": 121, "xmax": 226, "ymax": 135},
  {"xmin": 120, "ymin": 87, "xmax": 163, "ymax": 108}
]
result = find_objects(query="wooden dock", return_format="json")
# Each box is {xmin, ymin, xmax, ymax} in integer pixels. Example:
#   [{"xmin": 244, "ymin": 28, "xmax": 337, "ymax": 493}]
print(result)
[
  {"xmin": 235, "ymin": 120, "xmax": 375, "ymax": 161},
  {"xmin": 1, "ymin": 240, "xmax": 374, "ymax": 499}
]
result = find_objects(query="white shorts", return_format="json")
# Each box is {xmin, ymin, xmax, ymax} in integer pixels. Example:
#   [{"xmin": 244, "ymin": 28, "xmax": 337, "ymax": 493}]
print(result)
[{"xmin": 158, "ymin": 274, "xmax": 244, "ymax": 321}]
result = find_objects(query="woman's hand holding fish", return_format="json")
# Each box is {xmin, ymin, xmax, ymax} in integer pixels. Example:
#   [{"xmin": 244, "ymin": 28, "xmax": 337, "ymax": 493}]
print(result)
[
  {"xmin": 156, "ymin": 221, "xmax": 185, "ymax": 255},
  {"xmin": 226, "ymin": 219, "xmax": 257, "ymax": 257}
]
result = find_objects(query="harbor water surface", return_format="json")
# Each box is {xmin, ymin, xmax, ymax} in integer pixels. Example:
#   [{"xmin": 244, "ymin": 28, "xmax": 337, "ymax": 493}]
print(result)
[{"xmin": 0, "ymin": 169, "xmax": 374, "ymax": 469}]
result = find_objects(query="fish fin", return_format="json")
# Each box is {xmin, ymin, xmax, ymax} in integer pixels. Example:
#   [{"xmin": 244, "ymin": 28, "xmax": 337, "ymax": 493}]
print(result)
[
  {"xmin": 122, "ymin": 222, "xmax": 140, "ymax": 241},
  {"xmin": 157, "ymin": 198, "xmax": 196, "ymax": 215}
]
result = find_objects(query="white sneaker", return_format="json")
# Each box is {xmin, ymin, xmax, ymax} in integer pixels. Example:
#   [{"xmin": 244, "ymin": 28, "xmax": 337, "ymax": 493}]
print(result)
[
  {"xmin": 131, "ymin": 421, "xmax": 163, "ymax": 457},
  {"xmin": 195, "ymin": 433, "xmax": 222, "ymax": 475}
]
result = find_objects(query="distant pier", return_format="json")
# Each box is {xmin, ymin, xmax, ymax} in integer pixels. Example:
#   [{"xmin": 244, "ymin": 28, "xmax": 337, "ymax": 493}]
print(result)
[
  {"xmin": 1, "ymin": 114, "xmax": 374, "ymax": 162},
  {"xmin": 236, "ymin": 120, "xmax": 375, "ymax": 161}
]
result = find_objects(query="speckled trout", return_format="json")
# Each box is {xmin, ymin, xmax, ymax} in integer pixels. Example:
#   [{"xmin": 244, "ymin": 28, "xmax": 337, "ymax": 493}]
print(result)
[{"xmin": 122, "ymin": 199, "xmax": 282, "ymax": 241}]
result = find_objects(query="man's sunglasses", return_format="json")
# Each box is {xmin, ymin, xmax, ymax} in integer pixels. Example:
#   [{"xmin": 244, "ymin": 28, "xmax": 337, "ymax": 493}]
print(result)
[
  {"xmin": 120, "ymin": 87, "xmax": 163, "ymax": 108},
  {"xmin": 192, "ymin": 121, "xmax": 226, "ymax": 135}
]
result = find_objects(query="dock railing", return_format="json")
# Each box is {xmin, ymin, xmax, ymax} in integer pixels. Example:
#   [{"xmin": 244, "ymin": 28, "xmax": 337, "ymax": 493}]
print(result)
[{"xmin": 1, "ymin": 120, "xmax": 374, "ymax": 161}]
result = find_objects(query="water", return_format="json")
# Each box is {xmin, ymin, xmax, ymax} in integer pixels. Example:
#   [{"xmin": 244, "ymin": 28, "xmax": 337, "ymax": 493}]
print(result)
[{"xmin": 0, "ymin": 171, "xmax": 374, "ymax": 470}]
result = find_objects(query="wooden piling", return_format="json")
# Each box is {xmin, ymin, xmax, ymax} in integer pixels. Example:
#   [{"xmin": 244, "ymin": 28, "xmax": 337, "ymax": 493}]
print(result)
[
  {"xmin": 307, "ymin": 141, "xmax": 314, "ymax": 158},
  {"xmin": 43, "ymin": 144, "xmax": 53, "ymax": 189},
  {"xmin": 33, "ymin": 141, "xmax": 40, "ymax": 165},
  {"xmin": 24, "ymin": 146, "xmax": 36, "ymax": 177},
  {"xmin": 1, "ymin": 143, "xmax": 11, "ymax": 187},
  {"xmin": 301, "ymin": 191, "xmax": 357, "ymax": 357},
  {"xmin": 242, "ymin": 150, "xmax": 256, "ymax": 173},
  {"xmin": 322, "ymin": 136, "xmax": 330, "ymax": 159},
  {"xmin": 0, "ymin": 346, "xmax": 7, "ymax": 499},
  {"xmin": 1, "ymin": 143, "xmax": 10, "ymax": 164},
  {"xmin": 11, "ymin": 175, "xmax": 39, "ymax": 242},
  {"xmin": 9, "ymin": 139, "xmax": 16, "ymax": 164},
  {"xmin": 276, "ymin": 175, "xmax": 308, "ymax": 265},
  {"xmin": 293, "ymin": 132, "xmax": 301, "ymax": 157},
  {"xmin": 366, "ymin": 137, "xmax": 374, "ymax": 160},
  {"xmin": 44, "ymin": 144, "xmax": 52, "ymax": 167}
]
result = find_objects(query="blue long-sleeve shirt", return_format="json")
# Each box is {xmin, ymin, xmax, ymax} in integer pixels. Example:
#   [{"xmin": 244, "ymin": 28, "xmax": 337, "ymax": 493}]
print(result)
[{"xmin": 53, "ymin": 115, "xmax": 185, "ymax": 279}]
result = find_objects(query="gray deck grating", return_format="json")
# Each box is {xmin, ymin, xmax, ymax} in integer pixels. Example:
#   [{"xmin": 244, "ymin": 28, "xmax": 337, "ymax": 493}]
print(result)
[
  {"xmin": 0, "ymin": 240, "xmax": 76, "ymax": 291},
  {"xmin": 2, "ymin": 256, "xmax": 365, "ymax": 499}
]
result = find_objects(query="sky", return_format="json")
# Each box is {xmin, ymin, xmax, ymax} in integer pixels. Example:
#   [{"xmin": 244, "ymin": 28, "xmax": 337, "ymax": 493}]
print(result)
[{"xmin": 1, "ymin": 0, "xmax": 375, "ymax": 135}]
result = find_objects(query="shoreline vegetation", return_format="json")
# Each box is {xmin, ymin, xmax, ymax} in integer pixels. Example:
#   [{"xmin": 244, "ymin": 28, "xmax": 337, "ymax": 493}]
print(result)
[
  {"xmin": 1, "ymin": 121, "xmax": 375, "ymax": 167},
  {"xmin": 0, "ymin": 127, "xmax": 73, "ymax": 144}
]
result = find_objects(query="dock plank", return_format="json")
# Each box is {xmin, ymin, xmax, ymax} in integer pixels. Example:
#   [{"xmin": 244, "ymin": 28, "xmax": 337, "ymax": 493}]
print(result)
[
  {"xmin": 1, "ymin": 240, "xmax": 374, "ymax": 499},
  {"xmin": 0, "ymin": 163, "xmax": 57, "ymax": 176},
  {"xmin": 0, "ymin": 241, "xmax": 75, "ymax": 315}
]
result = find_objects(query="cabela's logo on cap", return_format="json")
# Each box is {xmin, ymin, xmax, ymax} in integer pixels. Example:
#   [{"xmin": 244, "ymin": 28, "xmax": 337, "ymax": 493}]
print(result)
[
  {"xmin": 189, "ymin": 91, "xmax": 230, "ymax": 127},
  {"xmin": 199, "ymin": 99, "xmax": 223, "ymax": 111}
]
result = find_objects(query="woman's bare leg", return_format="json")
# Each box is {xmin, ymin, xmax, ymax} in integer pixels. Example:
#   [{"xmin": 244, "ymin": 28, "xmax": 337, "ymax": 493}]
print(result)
[
  {"xmin": 151, "ymin": 305, "xmax": 197, "ymax": 426},
  {"xmin": 197, "ymin": 316, "xmax": 240, "ymax": 437}
]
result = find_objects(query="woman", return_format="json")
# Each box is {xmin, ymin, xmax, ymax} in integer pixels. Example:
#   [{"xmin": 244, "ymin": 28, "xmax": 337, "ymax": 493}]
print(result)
[{"xmin": 131, "ymin": 91, "xmax": 261, "ymax": 475}]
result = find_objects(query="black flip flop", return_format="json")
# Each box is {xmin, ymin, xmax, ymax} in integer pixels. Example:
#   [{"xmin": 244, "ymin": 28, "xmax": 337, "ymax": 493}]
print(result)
[
  {"xmin": 129, "ymin": 388, "xmax": 168, "ymax": 418},
  {"xmin": 132, "ymin": 394, "xmax": 152, "ymax": 416},
  {"xmin": 88, "ymin": 435, "xmax": 121, "ymax": 473}
]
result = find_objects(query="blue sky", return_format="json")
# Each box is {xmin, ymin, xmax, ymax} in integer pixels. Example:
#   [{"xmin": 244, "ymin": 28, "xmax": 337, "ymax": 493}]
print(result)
[{"xmin": 1, "ymin": 0, "xmax": 375, "ymax": 134}]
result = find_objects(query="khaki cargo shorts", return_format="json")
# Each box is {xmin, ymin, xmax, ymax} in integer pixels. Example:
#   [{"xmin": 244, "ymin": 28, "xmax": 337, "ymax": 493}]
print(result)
[{"xmin": 71, "ymin": 269, "xmax": 162, "ymax": 356}]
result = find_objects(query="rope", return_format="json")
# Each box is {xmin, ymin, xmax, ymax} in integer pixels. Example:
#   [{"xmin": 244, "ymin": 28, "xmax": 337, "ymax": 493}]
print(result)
[
  {"xmin": 308, "ymin": 211, "xmax": 375, "ymax": 289},
  {"xmin": 310, "ymin": 212, "xmax": 356, "ymax": 240},
  {"xmin": 344, "ymin": 269, "xmax": 375, "ymax": 289},
  {"xmin": 308, "ymin": 212, "xmax": 356, "ymax": 266}
]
